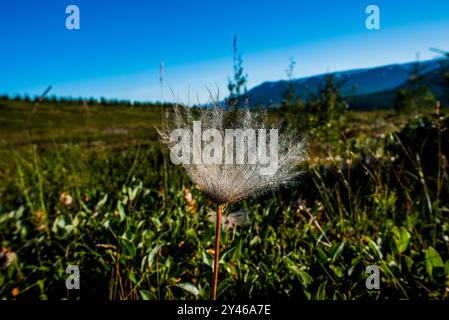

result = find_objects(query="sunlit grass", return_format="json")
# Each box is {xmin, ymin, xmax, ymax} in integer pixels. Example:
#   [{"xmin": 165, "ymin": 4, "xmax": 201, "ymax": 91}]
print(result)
[{"xmin": 0, "ymin": 100, "xmax": 448, "ymax": 300}]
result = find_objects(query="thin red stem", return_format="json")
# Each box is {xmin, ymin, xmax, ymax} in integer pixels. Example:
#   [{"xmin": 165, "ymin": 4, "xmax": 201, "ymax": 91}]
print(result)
[{"xmin": 211, "ymin": 204, "xmax": 223, "ymax": 300}]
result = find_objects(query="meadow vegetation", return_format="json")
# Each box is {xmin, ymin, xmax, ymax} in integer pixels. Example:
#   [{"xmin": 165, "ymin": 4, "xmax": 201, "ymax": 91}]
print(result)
[{"xmin": 1, "ymin": 92, "xmax": 448, "ymax": 300}]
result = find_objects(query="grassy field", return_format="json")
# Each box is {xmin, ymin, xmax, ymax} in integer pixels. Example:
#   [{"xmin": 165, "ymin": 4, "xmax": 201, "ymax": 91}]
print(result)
[{"xmin": 0, "ymin": 99, "xmax": 448, "ymax": 300}]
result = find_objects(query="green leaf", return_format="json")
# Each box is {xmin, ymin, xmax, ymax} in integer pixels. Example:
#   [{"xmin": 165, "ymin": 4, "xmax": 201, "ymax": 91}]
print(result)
[
  {"xmin": 147, "ymin": 243, "xmax": 164, "ymax": 269},
  {"xmin": 117, "ymin": 202, "xmax": 126, "ymax": 221},
  {"xmin": 331, "ymin": 242, "xmax": 345, "ymax": 262},
  {"xmin": 392, "ymin": 226, "xmax": 410, "ymax": 254},
  {"xmin": 96, "ymin": 193, "xmax": 108, "ymax": 209},
  {"xmin": 216, "ymin": 279, "xmax": 232, "ymax": 298},
  {"xmin": 316, "ymin": 248, "xmax": 328, "ymax": 262},
  {"xmin": 425, "ymin": 246, "xmax": 444, "ymax": 277},
  {"xmin": 175, "ymin": 282, "xmax": 200, "ymax": 296},
  {"xmin": 315, "ymin": 281, "xmax": 326, "ymax": 300},
  {"xmin": 365, "ymin": 236, "xmax": 383, "ymax": 259},
  {"xmin": 348, "ymin": 257, "xmax": 360, "ymax": 276},
  {"xmin": 129, "ymin": 272, "xmax": 137, "ymax": 285},
  {"xmin": 202, "ymin": 251, "xmax": 213, "ymax": 269},
  {"xmin": 330, "ymin": 265, "xmax": 344, "ymax": 278},
  {"xmin": 120, "ymin": 237, "xmax": 136, "ymax": 258},
  {"xmin": 405, "ymin": 256, "xmax": 413, "ymax": 272},
  {"xmin": 139, "ymin": 289, "xmax": 152, "ymax": 300},
  {"xmin": 297, "ymin": 270, "xmax": 313, "ymax": 287}
]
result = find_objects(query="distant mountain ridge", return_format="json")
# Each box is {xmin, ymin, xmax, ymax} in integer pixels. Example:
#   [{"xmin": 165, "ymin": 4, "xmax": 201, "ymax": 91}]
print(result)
[{"xmin": 247, "ymin": 59, "xmax": 446, "ymax": 110}]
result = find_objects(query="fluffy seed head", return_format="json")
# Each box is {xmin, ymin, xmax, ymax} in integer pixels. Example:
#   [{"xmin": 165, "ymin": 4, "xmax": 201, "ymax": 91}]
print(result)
[{"xmin": 158, "ymin": 104, "xmax": 307, "ymax": 204}]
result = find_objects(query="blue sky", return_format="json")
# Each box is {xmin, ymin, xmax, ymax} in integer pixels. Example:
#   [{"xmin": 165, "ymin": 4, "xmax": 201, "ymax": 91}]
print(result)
[{"xmin": 0, "ymin": 0, "xmax": 448, "ymax": 103}]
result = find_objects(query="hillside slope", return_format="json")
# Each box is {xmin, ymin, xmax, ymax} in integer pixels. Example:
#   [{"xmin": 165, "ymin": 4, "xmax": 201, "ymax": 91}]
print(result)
[{"xmin": 247, "ymin": 59, "xmax": 446, "ymax": 109}]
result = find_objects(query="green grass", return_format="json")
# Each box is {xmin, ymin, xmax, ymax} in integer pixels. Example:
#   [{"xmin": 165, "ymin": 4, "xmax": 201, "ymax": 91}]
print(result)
[
  {"xmin": 1, "ymin": 99, "xmax": 448, "ymax": 300},
  {"xmin": 0, "ymin": 101, "xmax": 161, "ymax": 169}
]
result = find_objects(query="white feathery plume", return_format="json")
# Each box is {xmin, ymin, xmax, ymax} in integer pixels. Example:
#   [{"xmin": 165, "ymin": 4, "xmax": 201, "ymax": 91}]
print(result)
[{"xmin": 158, "ymin": 104, "xmax": 307, "ymax": 204}]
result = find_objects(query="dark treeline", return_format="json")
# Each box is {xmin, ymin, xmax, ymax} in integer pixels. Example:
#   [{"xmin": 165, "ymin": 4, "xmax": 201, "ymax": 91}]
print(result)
[{"xmin": 0, "ymin": 94, "xmax": 176, "ymax": 109}]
